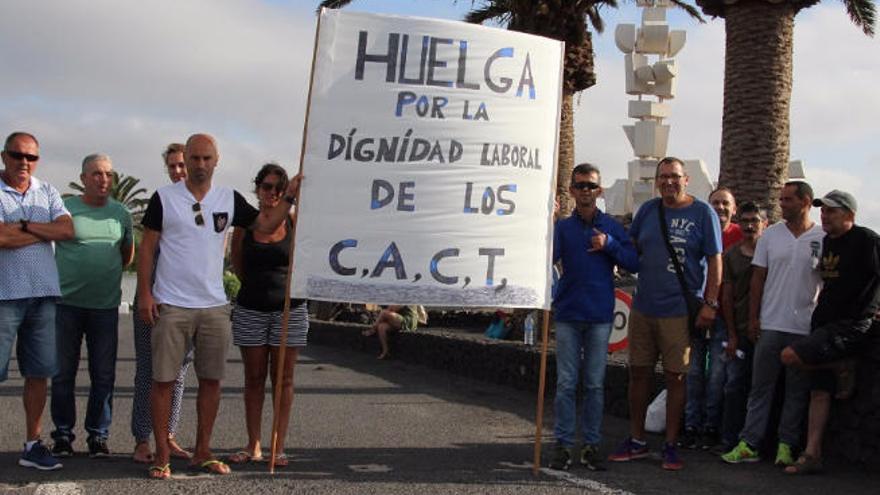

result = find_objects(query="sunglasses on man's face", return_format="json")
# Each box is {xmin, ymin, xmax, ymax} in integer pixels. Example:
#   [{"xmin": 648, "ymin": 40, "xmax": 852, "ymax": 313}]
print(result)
[
  {"xmin": 4, "ymin": 150, "xmax": 40, "ymax": 162},
  {"xmin": 571, "ymin": 181, "xmax": 600, "ymax": 191},
  {"xmin": 192, "ymin": 202, "xmax": 205, "ymax": 226}
]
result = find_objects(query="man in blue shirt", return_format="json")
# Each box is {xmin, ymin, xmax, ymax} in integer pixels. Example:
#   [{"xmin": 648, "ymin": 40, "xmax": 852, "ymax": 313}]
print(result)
[
  {"xmin": 608, "ymin": 157, "xmax": 722, "ymax": 471},
  {"xmin": 549, "ymin": 163, "xmax": 638, "ymax": 471}
]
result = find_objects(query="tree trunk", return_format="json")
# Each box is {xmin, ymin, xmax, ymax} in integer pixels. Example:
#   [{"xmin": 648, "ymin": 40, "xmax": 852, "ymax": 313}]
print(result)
[
  {"xmin": 718, "ymin": 2, "xmax": 796, "ymax": 222},
  {"xmin": 556, "ymin": 90, "xmax": 575, "ymax": 217}
]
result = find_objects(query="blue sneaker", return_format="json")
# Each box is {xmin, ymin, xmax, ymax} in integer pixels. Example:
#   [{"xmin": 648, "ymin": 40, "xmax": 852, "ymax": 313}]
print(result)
[
  {"xmin": 662, "ymin": 443, "xmax": 684, "ymax": 470},
  {"xmin": 607, "ymin": 437, "xmax": 649, "ymax": 462},
  {"xmin": 19, "ymin": 440, "xmax": 63, "ymax": 470}
]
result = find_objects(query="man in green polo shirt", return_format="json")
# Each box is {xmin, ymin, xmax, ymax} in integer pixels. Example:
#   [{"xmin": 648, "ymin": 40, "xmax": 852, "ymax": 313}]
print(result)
[{"xmin": 50, "ymin": 153, "xmax": 134, "ymax": 459}]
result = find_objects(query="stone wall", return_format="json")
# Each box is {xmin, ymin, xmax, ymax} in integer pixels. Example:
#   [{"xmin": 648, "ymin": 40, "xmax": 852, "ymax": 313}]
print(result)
[{"xmin": 825, "ymin": 325, "xmax": 880, "ymax": 469}]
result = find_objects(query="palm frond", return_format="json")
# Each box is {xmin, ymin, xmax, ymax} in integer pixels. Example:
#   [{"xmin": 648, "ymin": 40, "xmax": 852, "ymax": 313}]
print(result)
[
  {"xmin": 844, "ymin": 0, "xmax": 876, "ymax": 36},
  {"xmin": 464, "ymin": 3, "xmax": 513, "ymax": 25},
  {"xmin": 67, "ymin": 182, "xmax": 85, "ymax": 195},
  {"xmin": 316, "ymin": 0, "xmax": 355, "ymax": 14},
  {"xmin": 670, "ymin": 0, "xmax": 705, "ymax": 22},
  {"xmin": 587, "ymin": 6, "xmax": 605, "ymax": 33}
]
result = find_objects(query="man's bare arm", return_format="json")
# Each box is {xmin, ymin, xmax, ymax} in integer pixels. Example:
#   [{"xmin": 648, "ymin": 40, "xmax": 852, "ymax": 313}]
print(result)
[
  {"xmin": 229, "ymin": 227, "xmax": 245, "ymax": 278},
  {"xmin": 0, "ymin": 215, "xmax": 73, "ymax": 248},
  {"xmin": 747, "ymin": 266, "xmax": 768, "ymax": 342},
  {"xmin": 696, "ymin": 253, "xmax": 722, "ymax": 328},
  {"xmin": 26, "ymin": 215, "xmax": 75, "ymax": 241},
  {"xmin": 137, "ymin": 228, "xmax": 161, "ymax": 325},
  {"xmin": 120, "ymin": 241, "xmax": 135, "ymax": 268},
  {"xmin": 0, "ymin": 222, "xmax": 42, "ymax": 249}
]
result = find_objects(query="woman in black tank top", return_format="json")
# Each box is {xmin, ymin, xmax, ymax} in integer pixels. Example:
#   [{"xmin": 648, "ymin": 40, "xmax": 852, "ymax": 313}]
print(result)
[{"xmin": 228, "ymin": 164, "xmax": 308, "ymax": 467}]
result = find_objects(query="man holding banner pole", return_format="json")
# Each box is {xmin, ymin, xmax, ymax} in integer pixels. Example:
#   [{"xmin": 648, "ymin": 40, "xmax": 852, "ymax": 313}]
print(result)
[{"xmin": 549, "ymin": 163, "xmax": 638, "ymax": 471}]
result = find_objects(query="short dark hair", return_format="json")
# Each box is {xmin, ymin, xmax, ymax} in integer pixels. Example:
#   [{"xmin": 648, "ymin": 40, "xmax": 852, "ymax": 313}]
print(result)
[
  {"xmin": 253, "ymin": 163, "xmax": 289, "ymax": 194},
  {"xmin": 655, "ymin": 156, "xmax": 685, "ymax": 177},
  {"xmin": 738, "ymin": 201, "xmax": 767, "ymax": 221},
  {"xmin": 4, "ymin": 132, "xmax": 39, "ymax": 150},
  {"xmin": 784, "ymin": 180, "xmax": 813, "ymax": 201},
  {"xmin": 571, "ymin": 163, "xmax": 601, "ymax": 184},
  {"xmin": 162, "ymin": 143, "xmax": 185, "ymax": 162}
]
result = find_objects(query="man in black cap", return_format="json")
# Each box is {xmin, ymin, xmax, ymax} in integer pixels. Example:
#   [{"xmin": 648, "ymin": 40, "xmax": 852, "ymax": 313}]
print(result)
[{"xmin": 780, "ymin": 189, "xmax": 880, "ymax": 474}]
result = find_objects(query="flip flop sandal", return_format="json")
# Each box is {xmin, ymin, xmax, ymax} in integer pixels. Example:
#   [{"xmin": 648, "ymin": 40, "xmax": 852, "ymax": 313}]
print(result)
[
  {"xmin": 784, "ymin": 454, "xmax": 823, "ymax": 475},
  {"xmin": 228, "ymin": 451, "xmax": 263, "ymax": 464},
  {"xmin": 267, "ymin": 453, "xmax": 288, "ymax": 467},
  {"xmin": 148, "ymin": 463, "xmax": 171, "ymax": 480},
  {"xmin": 168, "ymin": 440, "xmax": 193, "ymax": 460},
  {"xmin": 190, "ymin": 459, "xmax": 231, "ymax": 475}
]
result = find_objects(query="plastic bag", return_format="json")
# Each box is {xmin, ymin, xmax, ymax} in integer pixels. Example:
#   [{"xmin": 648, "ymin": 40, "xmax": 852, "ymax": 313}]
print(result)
[{"xmin": 644, "ymin": 389, "xmax": 667, "ymax": 433}]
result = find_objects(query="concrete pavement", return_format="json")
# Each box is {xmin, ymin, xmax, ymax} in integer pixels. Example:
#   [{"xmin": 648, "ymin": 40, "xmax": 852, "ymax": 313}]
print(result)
[{"xmin": 0, "ymin": 315, "xmax": 877, "ymax": 494}]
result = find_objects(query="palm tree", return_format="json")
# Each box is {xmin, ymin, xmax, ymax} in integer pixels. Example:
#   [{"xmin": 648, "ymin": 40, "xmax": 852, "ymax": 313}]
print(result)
[
  {"xmin": 696, "ymin": 0, "xmax": 875, "ymax": 221},
  {"xmin": 65, "ymin": 171, "xmax": 151, "ymax": 227},
  {"xmin": 319, "ymin": 0, "xmax": 702, "ymax": 215}
]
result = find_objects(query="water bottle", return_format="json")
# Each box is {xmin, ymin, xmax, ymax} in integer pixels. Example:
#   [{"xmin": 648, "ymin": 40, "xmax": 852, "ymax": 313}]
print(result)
[
  {"xmin": 721, "ymin": 341, "xmax": 745, "ymax": 361},
  {"xmin": 524, "ymin": 311, "xmax": 536, "ymax": 346}
]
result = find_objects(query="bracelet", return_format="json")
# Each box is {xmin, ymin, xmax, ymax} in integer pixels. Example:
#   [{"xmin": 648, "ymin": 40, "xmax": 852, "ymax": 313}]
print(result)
[{"xmin": 704, "ymin": 299, "xmax": 719, "ymax": 310}]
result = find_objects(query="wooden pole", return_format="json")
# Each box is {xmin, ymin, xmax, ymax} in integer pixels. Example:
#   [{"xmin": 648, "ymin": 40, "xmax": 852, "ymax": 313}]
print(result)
[
  {"xmin": 532, "ymin": 40, "xmax": 564, "ymax": 476},
  {"xmin": 532, "ymin": 309, "xmax": 551, "ymax": 475},
  {"xmin": 268, "ymin": 10, "xmax": 323, "ymax": 475}
]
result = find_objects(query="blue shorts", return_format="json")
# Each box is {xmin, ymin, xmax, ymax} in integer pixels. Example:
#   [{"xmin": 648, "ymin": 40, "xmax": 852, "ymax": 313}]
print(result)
[{"xmin": 0, "ymin": 297, "xmax": 58, "ymax": 381}]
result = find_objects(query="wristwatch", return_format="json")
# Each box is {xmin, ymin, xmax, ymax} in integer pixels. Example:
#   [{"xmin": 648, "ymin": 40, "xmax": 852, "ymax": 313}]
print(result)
[
  {"xmin": 704, "ymin": 298, "xmax": 720, "ymax": 310},
  {"xmin": 19, "ymin": 219, "xmax": 28, "ymax": 232}
]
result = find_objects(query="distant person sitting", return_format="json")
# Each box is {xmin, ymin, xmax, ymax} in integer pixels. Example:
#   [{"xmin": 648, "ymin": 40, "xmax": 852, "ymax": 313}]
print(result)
[{"xmin": 362, "ymin": 305, "xmax": 422, "ymax": 359}]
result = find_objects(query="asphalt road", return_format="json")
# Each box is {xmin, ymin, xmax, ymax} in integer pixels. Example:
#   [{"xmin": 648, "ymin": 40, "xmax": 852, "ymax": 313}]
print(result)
[{"xmin": 1, "ymin": 315, "xmax": 877, "ymax": 494}]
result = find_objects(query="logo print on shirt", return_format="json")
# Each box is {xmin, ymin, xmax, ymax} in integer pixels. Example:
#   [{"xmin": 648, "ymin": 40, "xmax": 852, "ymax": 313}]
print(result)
[
  {"xmin": 213, "ymin": 212, "xmax": 229, "ymax": 233},
  {"xmin": 666, "ymin": 218, "xmax": 695, "ymax": 273}
]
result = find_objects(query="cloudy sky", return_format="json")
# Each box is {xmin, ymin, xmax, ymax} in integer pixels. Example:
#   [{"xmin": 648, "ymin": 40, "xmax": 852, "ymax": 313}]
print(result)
[{"xmin": 2, "ymin": 1, "xmax": 878, "ymax": 226}]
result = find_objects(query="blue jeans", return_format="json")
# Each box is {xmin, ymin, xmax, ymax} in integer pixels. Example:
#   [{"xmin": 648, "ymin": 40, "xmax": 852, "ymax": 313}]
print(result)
[
  {"xmin": 0, "ymin": 297, "xmax": 57, "ymax": 381},
  {"xmin": 51, "ymin": 305, "xmax": 119, "ymax": 442},
  {"xmin": 685, "ymin": 319, "xmax": 726, "ymax": 431},
  {"xmin": 720, "ymin": 338, "xmax": 754, "ymax": 449},
  {"xmin": 553, "ymin": 320, "xmax": 612, "ymax": 447}
]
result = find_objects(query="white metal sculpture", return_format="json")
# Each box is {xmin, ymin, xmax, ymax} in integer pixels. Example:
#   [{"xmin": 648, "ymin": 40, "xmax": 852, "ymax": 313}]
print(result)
[{"xmin": 602, "ymin": 2, "xmax": 806, "ymax": 215}]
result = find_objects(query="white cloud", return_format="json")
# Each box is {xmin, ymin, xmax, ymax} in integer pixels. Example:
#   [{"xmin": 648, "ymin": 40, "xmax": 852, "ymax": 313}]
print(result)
[
  {"xmin": 1, "ymin": 1, "xmax": 877, "ymax": 228},
  {"xmin": 1, "ymin": 0, "xmax": 315, "ymax": 194}
]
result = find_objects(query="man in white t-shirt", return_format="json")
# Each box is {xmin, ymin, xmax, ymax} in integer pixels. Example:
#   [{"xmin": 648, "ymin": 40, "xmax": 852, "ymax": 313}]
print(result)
[
  {"xmin": 722, "ymin": 181, "xmax": 824, "ymax": 467},
  {"xmin": 137, "ymin": 133, "xmax": 298, "ymax": 478}
]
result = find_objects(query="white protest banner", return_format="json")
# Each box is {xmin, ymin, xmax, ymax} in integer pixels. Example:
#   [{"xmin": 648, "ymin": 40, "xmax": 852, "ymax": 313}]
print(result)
[{"xmin": 292, "ymin": 9, "xmax": 563, "ymax": 309}]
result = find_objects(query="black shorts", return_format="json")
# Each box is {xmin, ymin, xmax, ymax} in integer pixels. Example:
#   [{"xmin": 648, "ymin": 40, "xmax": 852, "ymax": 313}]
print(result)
[
  {"xmin": 792, "ymin": 319, "xmax": 873, "ymax": 392},
  {"xmin": 791, "ymin": 319, "xmax": 872, "ymax": 366}
]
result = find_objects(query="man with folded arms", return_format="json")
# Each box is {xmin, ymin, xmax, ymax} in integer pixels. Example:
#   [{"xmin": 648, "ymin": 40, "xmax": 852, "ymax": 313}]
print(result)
[{"xmin": 0, "ymin": 132, "xmax": 74, "ymax": 470}]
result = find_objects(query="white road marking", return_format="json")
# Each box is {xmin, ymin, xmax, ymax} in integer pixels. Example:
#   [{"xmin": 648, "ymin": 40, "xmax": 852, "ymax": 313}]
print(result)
[
  {"xmin": 348, "ymin": 464, "xmax": 392, "ymax": 473},
  {"xmin": 497, "ymin": 461, "xmax": 636, "ymax": 495},
  {"xmin": 34, "ymin": 483, "xmax": 83, "ymax": 495}
]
